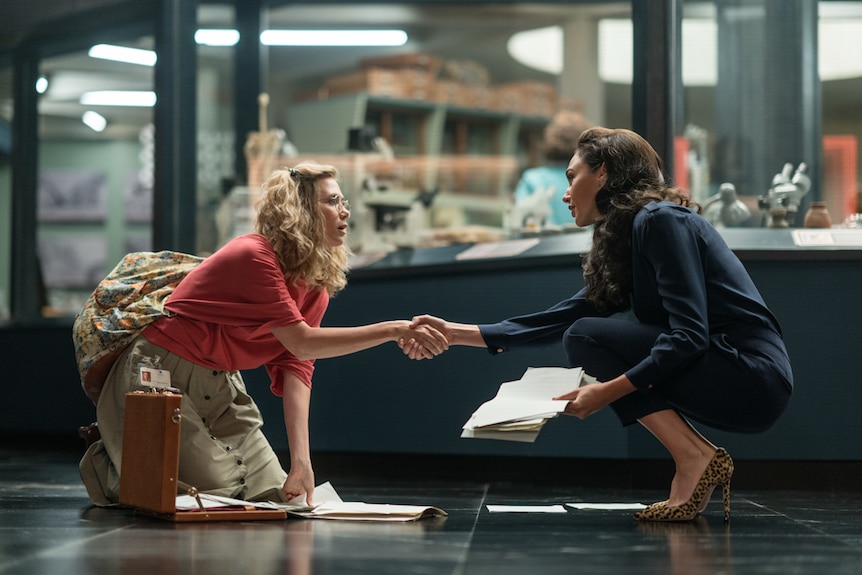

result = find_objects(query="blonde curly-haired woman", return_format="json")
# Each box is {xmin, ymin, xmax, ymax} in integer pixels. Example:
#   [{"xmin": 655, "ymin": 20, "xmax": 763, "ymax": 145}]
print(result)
[{"xmin": 79, "ymin": 162, "xmax": 448, "ymax": 508}]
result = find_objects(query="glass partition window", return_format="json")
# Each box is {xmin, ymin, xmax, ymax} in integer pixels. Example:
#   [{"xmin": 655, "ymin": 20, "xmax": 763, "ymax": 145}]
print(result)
[
  {"xmin": 819, "ymin": 1, "xmax": 862, "ymax": 229},
  {"xmin": 197, "ymin": 3, "xmax": 237, "ymax": 254},
  {"xmin": 208, "ymin": 2, "xmax": 632, "ymax": 255},
  {"xmin": 0, "ymin": 65, "xmax": 11, "ymax": 321},
  {"xmin": 678, "ymin": 1, "xmax": 861, "ymax": 231},
  {"xmin": 37, "ymin": 40, "xmax": 154, "ymax": 316}
]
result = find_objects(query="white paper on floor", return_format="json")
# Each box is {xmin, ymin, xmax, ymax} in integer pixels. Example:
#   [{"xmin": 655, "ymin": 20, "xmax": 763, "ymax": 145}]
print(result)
[
  {"xmin": 486, "ymin": 504, "xmax": 568, "ymax": 513},
  {"xmin": 565, "ymin": 503, "xmax": 647, "ymax": 510}
]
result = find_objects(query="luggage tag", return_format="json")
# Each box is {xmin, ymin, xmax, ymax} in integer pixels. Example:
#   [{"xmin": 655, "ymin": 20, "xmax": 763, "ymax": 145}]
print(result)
[{"xmin": 139, "ymin": 365, "xmax": 173, "ymax": 390}]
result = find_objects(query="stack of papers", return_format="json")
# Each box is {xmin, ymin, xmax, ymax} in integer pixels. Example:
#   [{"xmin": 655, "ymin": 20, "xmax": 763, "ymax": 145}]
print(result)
[
  {"xmin": 461, "ymin": 367, "xmax": 597, "ymax": 443},
  {"xmin": 175, "ymin": 482, "xmax": 447, "ymax": 522}
]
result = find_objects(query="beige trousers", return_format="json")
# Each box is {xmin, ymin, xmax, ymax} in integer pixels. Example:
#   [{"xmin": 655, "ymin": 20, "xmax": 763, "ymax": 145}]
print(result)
[{"xmin": 79, "ymin": 335, "xmax": 288, "ymax": 506}]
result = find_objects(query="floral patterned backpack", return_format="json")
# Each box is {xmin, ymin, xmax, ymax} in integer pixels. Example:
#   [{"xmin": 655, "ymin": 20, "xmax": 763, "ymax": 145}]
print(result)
[{"xmin": 73, "ymin": 250, "xmax": 204, "ymax": 404}]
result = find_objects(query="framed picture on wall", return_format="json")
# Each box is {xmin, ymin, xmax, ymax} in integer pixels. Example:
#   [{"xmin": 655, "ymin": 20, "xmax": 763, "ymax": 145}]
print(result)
[
  {"xmin": 37, "ymin": 234, "xmax": 107, "ymax": 290},
  {"xmin": 125, "ymin": 235, "xmax": 152, "ymax": 254},
  {"xmin": 124, "ymin": 172, "xmax": 153, "ymax": 223},
  {"xmin": 38, "ymin": 169, "xmax": 108, "ymax": 222}
]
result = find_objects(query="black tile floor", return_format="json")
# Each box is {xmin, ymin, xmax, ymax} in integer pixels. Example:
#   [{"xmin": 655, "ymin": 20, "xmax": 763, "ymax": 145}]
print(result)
[{"xmin": 2, "ymin": 447, "xmax": 862, "ymax": 575}]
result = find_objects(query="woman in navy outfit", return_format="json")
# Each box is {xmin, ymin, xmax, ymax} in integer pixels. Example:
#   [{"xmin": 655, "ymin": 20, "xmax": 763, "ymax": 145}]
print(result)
[{"xmin": 406, "ymin": 127, "xmax": 793, "ymax": 522}]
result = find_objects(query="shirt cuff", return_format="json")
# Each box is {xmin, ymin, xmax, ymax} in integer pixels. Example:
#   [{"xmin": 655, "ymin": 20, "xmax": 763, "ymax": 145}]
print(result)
[
  {"xmin": 624, "ymin": 361, "xmax": 659, "ymax": 391},
  {"xmin": 477, "ymin": 324, "xmax": 506, "ymax": 355}
]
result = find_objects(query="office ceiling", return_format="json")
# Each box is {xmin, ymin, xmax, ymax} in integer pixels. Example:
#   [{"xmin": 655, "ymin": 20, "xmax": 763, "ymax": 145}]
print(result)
[
  {"xmin": 4, "ymin": 2, "xmax": 630, "ymax": 141},
  {"xmin": 6, "ymin": 2, "xmax": 862, "ymax": 143}
]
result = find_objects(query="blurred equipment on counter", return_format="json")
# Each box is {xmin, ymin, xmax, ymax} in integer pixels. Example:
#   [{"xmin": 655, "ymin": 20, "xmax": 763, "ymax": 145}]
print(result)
[
  {"xmin": 803, "ymin": 201, "xmax": 832, "ymax": 228},
  {"xmin": 243, "ymin": 93, "xmax": 282, "ymax": 191},
  {"xmin": 509, "ymin": 187, "xmax": 556, "ymax": 232},
  {"xmin": 758, "ymin": 162, "xmax": 811, "ymax": 227},
  {"xmin": 215, "ymin": 186, "xmax": 255, "ymax": 248},
  {"xmin": 839, "ymin": 213, "xmax": 862, "ymax": 228},
  {"xmin": 347, "ymin": 126, "xmax": 379, "ymax": 153},
  {"xmin": 702, "ymin": 183, "xmax": 751, "ymax": 228},
  {"xmin": 684, "ymin": 124, "xmax": 711, "ymax": 203},
  {"xmin": 217, "ymin": 93, "xmax": 285, "ymax": 249},
  {"xmin": 352, "ymin": 171, "xmax": 438, "ymax": 252}
]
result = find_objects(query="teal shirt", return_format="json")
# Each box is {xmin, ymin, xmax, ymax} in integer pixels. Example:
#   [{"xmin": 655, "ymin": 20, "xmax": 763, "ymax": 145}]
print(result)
[{"xmin": 513, "ymin": 165, "xmax": 573, "ymax": 227}]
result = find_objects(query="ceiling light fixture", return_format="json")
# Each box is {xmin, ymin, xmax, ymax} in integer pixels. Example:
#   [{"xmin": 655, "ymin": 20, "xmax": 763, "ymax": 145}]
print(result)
[
  {"xmin": 260, "ymin": 29, "xmax": 408, "ymax": 46},
  {"xmin": 82, "ymin": 111, "xmax": 107, "ymax": 132},
  {"xmin": 195, "ymin": 29, "xmax": 240, "ymax": 46},
  {"xmin": 88, "ymin": 44, "xmax": 157, "ymax": 66},
  {"xmin": 80, "ymin": 91, "xmax": 157, "ymax": 107},
  {"xmin": 507, "ymin": 26, "xmax": 562, "ymax": 75},
  {"xmin": 35, "ymin": 76, "xmax": 49, "ymax": 94}
]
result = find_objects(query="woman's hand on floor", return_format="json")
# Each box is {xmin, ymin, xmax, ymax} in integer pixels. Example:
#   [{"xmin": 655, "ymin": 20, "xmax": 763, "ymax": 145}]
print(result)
[{"xmin": 283, "ymin": 461, "xmax": 315, "ymax": 506}]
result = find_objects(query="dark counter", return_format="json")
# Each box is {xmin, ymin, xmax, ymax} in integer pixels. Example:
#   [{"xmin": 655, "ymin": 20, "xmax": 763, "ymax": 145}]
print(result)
[
  {"xmin": 3, "ymin": 228, "xmax": 861, "ymax": 462},
  {"xmin": 348, "ymin": 228, "xmax": 862, "ymax": 282}
]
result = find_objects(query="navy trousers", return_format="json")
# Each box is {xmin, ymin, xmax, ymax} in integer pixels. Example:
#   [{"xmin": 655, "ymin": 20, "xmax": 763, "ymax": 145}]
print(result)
[{"xmin": 562, "ymin": 317, "xmax": 792, "ymax": 433}]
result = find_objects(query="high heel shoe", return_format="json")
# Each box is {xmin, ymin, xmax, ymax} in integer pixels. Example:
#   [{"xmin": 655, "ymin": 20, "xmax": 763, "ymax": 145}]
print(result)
[{"xmin": 635, "ymin": 448, "xmax": 734, "ymax": 523}]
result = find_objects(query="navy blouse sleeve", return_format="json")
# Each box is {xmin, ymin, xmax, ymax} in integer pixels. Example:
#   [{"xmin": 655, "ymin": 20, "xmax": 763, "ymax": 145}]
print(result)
[{"xmin": 479, "ymin": 288, "xmax": 598, "ymax": 354}]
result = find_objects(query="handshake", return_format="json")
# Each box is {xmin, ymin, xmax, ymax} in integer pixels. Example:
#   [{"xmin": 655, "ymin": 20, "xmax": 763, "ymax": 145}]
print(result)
[{"xmin": 396, "ymin": 315, "xmax": 456, "ymax": 360}]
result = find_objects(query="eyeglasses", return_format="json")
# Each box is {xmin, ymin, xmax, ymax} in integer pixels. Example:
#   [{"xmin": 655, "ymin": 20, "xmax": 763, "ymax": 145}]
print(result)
[{"xmin": 321, "ymin": 196, "xmax": 350, "ymax": 212}]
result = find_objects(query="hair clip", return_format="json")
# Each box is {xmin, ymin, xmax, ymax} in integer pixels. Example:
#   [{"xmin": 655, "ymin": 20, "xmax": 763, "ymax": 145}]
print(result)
[{"xmin": 288, "ymin": 167, "xmax": 298, "ymax": 177}]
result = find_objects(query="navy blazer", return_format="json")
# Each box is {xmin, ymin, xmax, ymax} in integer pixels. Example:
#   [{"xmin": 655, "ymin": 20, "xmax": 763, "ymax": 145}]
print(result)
[{"xmin": 480, "ymin": 202, "xmax": 793, "ymax": 390}]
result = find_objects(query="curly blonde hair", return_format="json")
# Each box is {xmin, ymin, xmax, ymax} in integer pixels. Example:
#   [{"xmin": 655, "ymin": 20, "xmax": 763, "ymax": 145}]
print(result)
[{"xmin": 254, "ymin": 162, "xmax": 350, "ymax": 296}]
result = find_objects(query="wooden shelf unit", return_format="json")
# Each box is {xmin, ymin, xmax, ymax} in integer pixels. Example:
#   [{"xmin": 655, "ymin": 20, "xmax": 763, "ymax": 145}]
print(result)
[{"xmin": 283, "ymin": 93, "xmax": 549, "ymax": 227}]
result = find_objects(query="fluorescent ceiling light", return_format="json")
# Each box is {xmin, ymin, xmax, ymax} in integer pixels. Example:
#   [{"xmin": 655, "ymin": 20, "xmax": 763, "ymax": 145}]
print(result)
[
  {"xmin": 89, "ymin": 44, "xmax": 157, "ymax": 66},
  {"xmin": 195, "ymin": 29, "xmax": 240, "ymax": 46},
  {"xmin": 597, "ymin": 19, "xmax": 717, "ymax": 85},
  {"xmin": 507, "ymin": 26, "xmax": 562, "ymax": 75},
  {"xmin": 260, "ymin": 29, "xmax": 408, "ymax": 46},
  {"xmin": 80, "ymin": 91, "xmax": 157, "ymax": 107},
  {"xmin": 819, "ymin": 20, "xmax": 862, "ymax": 80},
  {"xmin": 681, "ymin": 20, "xmax": 717, "ymax": 86},
  {"xmin": 598, "ymin": 19, "xmax": 633, "ymax": 84},
  {"xmin": 596, "ymin": 18, "xmax": 862, "ymax": 86},
  {"xmin": 82, "ymin": 111, "xmax": 107, "ymax": 132}
]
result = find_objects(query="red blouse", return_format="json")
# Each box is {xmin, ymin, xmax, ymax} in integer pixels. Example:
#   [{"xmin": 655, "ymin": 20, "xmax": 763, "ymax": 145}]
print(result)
[{"xmin": 144, "ymin": 234, "xmax": 329, "ymax": 395}]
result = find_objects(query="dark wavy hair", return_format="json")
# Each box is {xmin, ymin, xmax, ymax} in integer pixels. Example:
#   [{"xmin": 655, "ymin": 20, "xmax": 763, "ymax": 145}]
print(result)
[{"xmin": 578, "ymin": 127, "xmax": 697, "ymax": 312}]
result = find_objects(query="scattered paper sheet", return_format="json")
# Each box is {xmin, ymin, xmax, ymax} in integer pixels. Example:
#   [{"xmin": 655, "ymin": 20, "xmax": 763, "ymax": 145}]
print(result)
[
  {"xmin": 792, "ymin": 229, "xmax": 862, "ymax": 246},
  {"xmin": 292, "ymin": 502, "xmax": 447, "ymax": 522},
  {"xmin": 455, "ymin": 238, "xmax": 540, "ymax": 260},
  {"xmin": 487, "ymin": 504, "xmax": 568, "ymax": 513},
  {"xmin": 461, "ymin": 367, "xmax": 597, "ymax": 442},
  {"xmin": 348, "ymin": 251, "xmax": 389, "ymax": 269},
  {"xmin": 175, "ymin": 493, "xmax": 282, "ymax": 511},
  {"xmin": 175, "ymin": 481, "xmax": 447, "ymax": 521},
  {"xmin": 284, "ymin": 481, "xmax": 344, "ymax": 510},
  {"xmin": 566, "ymin": 503, "xmax": 647, "ymax": 510},
  {"xmin": 279, "ymin": 482, "xmax": 447, "ymax": 522}
]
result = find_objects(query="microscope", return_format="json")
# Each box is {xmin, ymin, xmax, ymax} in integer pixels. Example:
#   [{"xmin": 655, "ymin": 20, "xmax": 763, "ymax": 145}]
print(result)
[
  {"xmin": 758, "ymin": 162, "xmax": 811, "ymax": 227},
  {"xmin": 351, "ymin": 174, "xmax": 438, "ymax": 252},
  {"xmin": 702, "ymin": 182, "xmax": 751, "ymax": 228},
  {"xmin": 507, "ymin": 186, "xmax": 556, "ymax": 235}
]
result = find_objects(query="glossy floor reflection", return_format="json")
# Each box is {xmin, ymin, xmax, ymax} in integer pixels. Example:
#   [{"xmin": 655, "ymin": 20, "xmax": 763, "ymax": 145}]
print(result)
[{"xmin": 2, "ymin": 448, "xmax": 861, "ymax": 575}]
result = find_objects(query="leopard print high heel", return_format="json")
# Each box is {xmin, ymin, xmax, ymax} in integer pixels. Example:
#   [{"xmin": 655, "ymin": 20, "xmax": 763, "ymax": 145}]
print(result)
[{"xmin": 635, "ymin": 448, "xmax": 734, "ymax": 523}]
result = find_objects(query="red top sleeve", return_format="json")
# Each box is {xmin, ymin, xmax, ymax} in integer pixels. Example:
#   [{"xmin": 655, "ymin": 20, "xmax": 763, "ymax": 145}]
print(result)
[{"xmin": 144, "ymin": 234, "xmax": 329, "ymax": 394}]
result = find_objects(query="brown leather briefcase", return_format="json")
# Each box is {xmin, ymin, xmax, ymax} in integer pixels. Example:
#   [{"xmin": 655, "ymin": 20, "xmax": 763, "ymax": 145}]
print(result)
[{"xmin": 118, "ymin": 390, "xmax": 286, "ymax": 522}]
